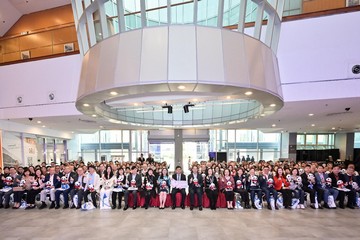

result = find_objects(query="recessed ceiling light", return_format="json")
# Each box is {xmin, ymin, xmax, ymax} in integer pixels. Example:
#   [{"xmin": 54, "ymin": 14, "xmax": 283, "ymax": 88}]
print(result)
[
  {"xmin": 37, "ymin": 121, "xmax": 42, "ymax": 124},
  {"xmin": 332, "ymin": 127, "xmax": 336, "ymax": 130},
  {"xmin": 260, "ymin": 114, "xmax": 265, "ymax": 117},
  {"xmin": 193, "ymin": 99, "xmax": 198, "ymax": 102},
  {"xmin": 134, "ymin": 103, "xmax": 138, "ymax": 106},
  {"xmin": 245, "ymin": 91, "xmax": 253, "ymax": 96},
  {"xmin": 83, "ymin": 103, "xmax": 90, "ymax": 107},
  {"xmin": 92, "ymin": 114, "xmax": 97, "ymax": 117},
  {"xmin": 99, "ymin": 126, "xmax": 104, "ymax": 128},
  {"xmin": 272, "ymin": 124, "xmax": 276, "ymax": 127},
  {"xmin": 71, "ymin": 131, "xmax": 74, "ymax": 134},
  {"xmin": 270, "ymin": 104, "xmax": 276, "ymax": 107},
  {"xmin": 308, "ymin": 113, "xmax": 314, "ymax": 116},
  {"xmin": 226, "ymin": 96, "xmax": 231, "ymax": 99},
  {"xmin": 162, "ymin": 101, "xmax": 167, "ymax": 104},
  {"xmin": 311, "ymin": 124, "xmax": 315, "ymax": 127},
  {"xmin": 42, "ymin": 125, "xmax": 46, "ymax": 128},
  {"xmin": 110, "ymin": 91, "xmax": 118, "ymax": 96},
  {"xmin": 177, "ymin": 85, "xmax": 186, "ymax": 90}
]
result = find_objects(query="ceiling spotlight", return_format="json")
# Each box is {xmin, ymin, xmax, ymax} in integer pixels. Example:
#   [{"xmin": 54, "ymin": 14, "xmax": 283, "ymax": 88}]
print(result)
[
  {"xmin": 49, "ymin": 93, "xmax": 55, "ymax": 101},
  {"xmin": 134, "ymin": 103, "xmax": 138, "ymax": 106},
  {"xmin": 245, "ymin": 91, "xmax": 253, "ymax": 96},
  {"xmin": 260, "ymin": 114, "xmax": 266, "ymax": 117},
  {"xmin": 311, "ymin": 124, "xmax": 315, "ymax": 127},
  {"xmin": 183, "ymin": 102, "xmax": 195, "ymax": 113},
  {"xmin": 99, "ymin": 126, "xmax": 104, "ymax": 129},
  {"xmin": 177, "ymin": 85, "xmax": 186, "ymax": 90},
  {"xmin": 270, "ymin": 104, "xmax": 276, "ymax": 107},
  {"xmin": 71, "ymin": 131, "xmax": 75, "ymax": 134},
  {"xmin": 162, "ymin": 104, "xmax": 173, "ymax": 114},
  {"xmin": 226, "ymin": 96, "xmax": 231, "ymax": 99},
  {"xmin": 92, "ymin": 114, "xmax": 97, "ymax": 117},
  {"xmin": 83, "ymin": 103, "xmax": 90, "ymax": 107},
  {"xmin": 308, "ymin": 113, "xmax": 314, "ymax": 116},
  {"xmin": 272, "ymin": 124, "xmax": 276, "ymax": 127},
  {"xmin": 332, "ymin": 127, "xmax": 336, "ymax": 130},
  {"xmin": 42, "ymin": 125, "xmax": 46, "ymax": 128},
  {"xmin": 110, "ymin": 91, "xmax": 118, "ymax": 96},
  {"xmin": 37, "ymin": 121, "xmax": 42, "ymax": 124}
]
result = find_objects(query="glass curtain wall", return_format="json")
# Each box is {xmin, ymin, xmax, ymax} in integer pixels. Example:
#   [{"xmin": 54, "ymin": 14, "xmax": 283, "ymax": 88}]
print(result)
[{"xmin": 296, "ymin": 133, "xmax": 335, "ymax": 150}]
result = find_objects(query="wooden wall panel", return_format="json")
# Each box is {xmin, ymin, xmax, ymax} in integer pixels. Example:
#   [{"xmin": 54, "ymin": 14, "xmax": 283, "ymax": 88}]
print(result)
[{"xmin": 303, "ymin": 0, "xmax": 346, "ymax": 14}]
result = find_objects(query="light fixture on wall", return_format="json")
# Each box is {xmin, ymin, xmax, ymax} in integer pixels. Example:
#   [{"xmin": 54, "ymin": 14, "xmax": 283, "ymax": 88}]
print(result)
[
  {"xmin": 162, "ymin": 104, "xmax": 173, "ymax": 114},
  {"xmin": 183, "ymin": 102, "xmax": 195, "ymax": 113}
]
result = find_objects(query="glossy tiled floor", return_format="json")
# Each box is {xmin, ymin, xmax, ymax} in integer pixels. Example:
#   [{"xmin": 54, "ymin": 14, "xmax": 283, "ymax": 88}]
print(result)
[{"xmin": 0, "ymin": 207, "xmax": 359, "ymax": 240}]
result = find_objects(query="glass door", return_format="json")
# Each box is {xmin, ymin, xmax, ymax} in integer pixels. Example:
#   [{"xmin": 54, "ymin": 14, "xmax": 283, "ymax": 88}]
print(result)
[
  {"xmin": 149, "ymin": 142, "xmax": 175, "ymax": 172},
  {"xmin": 182, "ymin": 142, "xmax": 209, "ymax": 174}
]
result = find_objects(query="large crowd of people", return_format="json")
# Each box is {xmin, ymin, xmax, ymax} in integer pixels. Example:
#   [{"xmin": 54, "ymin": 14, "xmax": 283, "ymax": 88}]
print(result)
[{"xmin": 0, "ymin": 154, "xmax": 359, "ymax": 211}]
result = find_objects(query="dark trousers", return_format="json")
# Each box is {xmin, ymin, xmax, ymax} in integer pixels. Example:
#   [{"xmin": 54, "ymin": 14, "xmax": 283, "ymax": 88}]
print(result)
[
  {"xmin": 171, "ymin": 188, "xmax": 186, "ymax": 207},
  {"xmin": 189, "ymin": 187, "xmax": 203, "ymax": 207},
  {"xmin": 70, "ymin": 189, "xmax": 84, "ymax": 206},
  {"xmin": 84, "ymin": 190, "xmax": 97, "ymax": 207},
  {"xmin": 338, "ymin": 190, "xmax": 356, "ymax": 207},
  {"xmin": 205, "ymin": 189, "xmax": 218, "ymax": 209},
  {"xmin": 315, "ymin": 187, "xmax": 325, "ymax": 203},
  {"xmin": 262, "ymin": 187, "xmax": 278, "ymax": 204},
  {"xmin": 112, "ymin": 191, "xmax": 124, "ymax": 207},
  {"xmin": 26, "ymin": 189, "xmax": 41, "ymax": 204},
  {"xmin": 303, "ymin": 186, "xmax": 316, "ymax": 204},
  {"xmin": 144, "ymin": 190, "xmax": 156, "ymax": 207},
  {"xmin": 13, "ymin": 190, "xmax": 25, "ymax": 203},
  {"xmin": 55, "ymin": 189, "xmax": 71, "ymax": 207},
  {"xmin": 0, "ymin": 189, "xmax": 13, "ymax": 206},
  {"xmin": 234, "ymin": 189, "xmax": 250, "ymax": 205},
  {"xmin": 249, "ymin": 188, "xmax": 262, "ymax": 204},
  {"xmin": 124, "ymin": 190, "xmax": 138, "ymax": 207},
  {"xmin": 224, "ymin": 190, "xmax": 234, "ymax": 202},
  {"xmin": 292, "ymin": 189, "xmax": 305, "ymax": 204},
  {"xmin": 279, "ymin": 189, "xmax": 292, "ymax": 207}
]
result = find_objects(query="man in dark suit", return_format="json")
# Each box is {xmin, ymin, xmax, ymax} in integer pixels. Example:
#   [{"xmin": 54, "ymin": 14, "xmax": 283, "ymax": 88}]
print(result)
[
  {"xmin": 70, "ymin": 167, "xmax": 87, "ymax": 209},
  {"xmin": 259, "ymin": 166, "xmax": 278, "ymax": 210},
  {"xmin": 124, "ymin": 166, "xmax": 142, "ymax": 210},
  {"xmin": 171, "ymin": 166, "xmax": 187, "ymax": 210},
  {"xmin": 55, "ymin": 166, "xmax": 76, "ymax": 209},
  {"xmin": 188, "ymin": 165, "xmax": 203, "ymax": 211},
  {"xmin": 0, "ymin": 167, "xmax": 21, "ymax": 209},
  {"xmin": 138, "ymin": 154, "xmax": 146, "ymax": 163},
  {"xmin": 301, "ymin": 164, "xmax": 317, "ymax": 209},
  {"xmin": 329, "ymin": 165, "xmax": 354, "ymax": 209},
  {"xmin": 39, "ymin": 167, "xmax": 61, "ymax": 209},
  {"xmin": 342, "ymin": 165, "xmax": 357, "ymax": 209}
]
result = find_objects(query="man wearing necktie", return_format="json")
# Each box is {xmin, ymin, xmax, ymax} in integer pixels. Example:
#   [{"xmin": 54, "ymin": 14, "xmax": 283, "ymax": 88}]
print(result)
[
  {"xmin": 124, "ymin": 166, "xmax": 142, "ymax": 210},
  {"xmin": 70, "ymin": 167, "xmax": 87, "ymax": 209},
  {"xmin": 188, "ymin": 165, "xmax": 204, "ymax": 211},
  {"xmin": 39, "ymin": 167, "xmax": 61, "ymax": 210},
  {"xmin": 171, "ymin": 166, "xmax": 187, "ymax": 210},
  {"xmin": 55, "ymin": 166, "xmax": 75, "ymax": 209}
]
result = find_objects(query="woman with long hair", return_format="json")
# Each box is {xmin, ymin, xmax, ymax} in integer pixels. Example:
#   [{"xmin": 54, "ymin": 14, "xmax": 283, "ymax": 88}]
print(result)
[
  {"xmin": 25, "ymin": 169, "xmax": 43, "ymax": 209},
  {"xmin": 274, "ymin": 167, "xmax": 292, "ymax": 209},
  {"xmin": 205, "ymin": 168, "xmax": 218, "ymax": 210},
  {"xmin": 157, "ymin": 168, "xmax": 171, "ymax": 209},
  {"xmin": 112, "ymin": 168, "xmax": 126, "ymax": 209},
  {"xmin": 219, "ymin": 168, "xmax": 235, "ymax": 210}
]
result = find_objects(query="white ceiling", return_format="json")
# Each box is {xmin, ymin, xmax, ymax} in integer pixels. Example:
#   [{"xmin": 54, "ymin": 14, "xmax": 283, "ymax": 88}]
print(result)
[
  {"xmin": 0, "ymin": 0, "xmax": 71, "ymax": 37},
  {"xmin": 8, "ymin": 97, "xmax": 360, "ymax": 135}
]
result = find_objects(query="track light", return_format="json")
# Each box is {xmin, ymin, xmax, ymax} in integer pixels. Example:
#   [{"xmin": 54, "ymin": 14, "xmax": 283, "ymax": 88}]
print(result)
[
  {"xmin": 183, "ymin": 102, "xmax": 195, "ymax": 113},
  {"xmin": 162, "ymin": 104, "xmax": 173, "ymax": 114}
]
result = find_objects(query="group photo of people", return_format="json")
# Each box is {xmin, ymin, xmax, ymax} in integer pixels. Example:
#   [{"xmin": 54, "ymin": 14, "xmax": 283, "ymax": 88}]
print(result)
[{"xmin": 0, "ymin": 154, "xmax": 359, "ymax": 212}]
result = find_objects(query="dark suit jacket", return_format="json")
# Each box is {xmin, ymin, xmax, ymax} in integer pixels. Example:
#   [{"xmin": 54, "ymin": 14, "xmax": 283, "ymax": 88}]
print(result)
[
  {"xmin": 44, "ymin": 174, "xmax": 61, "ymax": 188},
  {"xmin": 315, "ymin": 172, "xmax": 328, "ymax": 189},
  {"xmin": 61, "ymin": 172, "xmax": 76, "ymax": 188},
  {"xmin": 172, "ymin": 173, "xmax": 186, "ymax": 181},
  {"xmin": 73, "ymin": 174, "xmax": 87, "ymax": 188},
  {"xmin": 259, "ymin": 173, "xmax": 274, "ymax": 189},
  {"xmin": 328, "ymin": 172, "xmax": 346, "ymax": 188},
  {"xmin": 127, "ymin": 174, "xmax": 142, "ymax": 188},
  {"xmin": 343, "ymin": 174, "xmax": 358, "ymax": 190},
  {"xmin": 233, "ymin": 174, "xmax": 247, "ymax": 190},
  {"xmin": 187, "ymin": 173, "xmax": 203, "ymax": 189},
  {"xmin": 205, "ymin": 175, "xmax": 218, "ymax": 190}
]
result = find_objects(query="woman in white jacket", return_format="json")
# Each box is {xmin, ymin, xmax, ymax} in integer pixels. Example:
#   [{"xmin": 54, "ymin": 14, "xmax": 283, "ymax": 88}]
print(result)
[
  {"xmin": 99, "ymin": 165, "xmax": 116, "ymax": 209},
  {"xmin": 84, "ymin": 165, "xmax": 101, "ymax": 208}
]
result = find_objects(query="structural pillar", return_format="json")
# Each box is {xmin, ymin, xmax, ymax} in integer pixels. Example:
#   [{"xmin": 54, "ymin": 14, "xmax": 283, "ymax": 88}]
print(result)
[{"xmin": 174, "ymin": 129, "xmax": 183, "ymax": 169}]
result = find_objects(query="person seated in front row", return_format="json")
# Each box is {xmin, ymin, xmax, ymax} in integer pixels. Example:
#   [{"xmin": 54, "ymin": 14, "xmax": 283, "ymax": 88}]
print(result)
[
  {"xmin": 112, "ymin": 168, "xmax": 126, "ymax": 209},
  {"xmin": 205, "ymin": 168, "xmax": 218, "ymax": 210},
  {"xmin": 39, "ymin": 167, "xmax": 61, "ymax": 210},
  {"xmin": 99, "ymin": 165, "xmax": 115, "ymax": 209},
  {"xmin": 123, "ymin": 166, "xmax": 142, "ymax": 210},
  {"xmin": 157, "ymin": 168, "xmax": 171, "ymax": 209},
  {"xmin": 259, "ymin": 166, "xmax": 279, "ymax": 210},
  {"xmin": 188, "ymin": 165, "xmax": 204, "ymax": 211},
  {"xmin": 84, "ymin": 165, "xmax": 101, "ymax": 208},
  {"xmin": 219, "ymin": 168, "xmax": 235, "ymax": 210},
  {"xmin": 289, "ymin": 168, "xmax": 305, "ymax": 209},
  {"xmin": 315, "ymin": 165, "xmax": 338, "ymax": 209},
  {"xmin": 301, "ymin": 165, "xmax": 318, "ymax": 209},
  {"xmin": 143, "ymin": 168, "xmax": 157, "ymax": 209},
  {"xmin": 329, "ymin": 165, "xmax": 355, "ymax": 209},
  {"xmin": 247, "ymin": 168, "xmax": 262, "ymax": 209},
  {"xmin": 0, "ymin": 167, "xmax": 22, "ymax": 209},
  {"xmin": 234, "ymin": 168, "xmax": 251, "ymax": 209},
  {"xmin": 25, "ymin": 169, "xmax": 43, "ymax": 209},
  {"xmin": 171, "ymin": 166, "xmax": 187, "ymax": 210},
  {"xmin": 55, "ymin": 166, "xmax": 75, "ymax": 209},
  {"xmin": 274, "ymin": 167, "xmax": 292, "ymax": 209},
  {"xmin": 343, "ymin": 165, "xmax": 357, "ymax": 209},
  {"xmin": 70, "ymin": 167, "xmax": 87, "ymax": 209}
]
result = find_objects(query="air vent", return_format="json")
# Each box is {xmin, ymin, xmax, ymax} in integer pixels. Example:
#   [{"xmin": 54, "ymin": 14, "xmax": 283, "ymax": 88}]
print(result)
[
  {"xmin": 78, "ymin": 118, "xmax": 97, "ymax": 123},
  {"xmin": 326, "ymin": 111, "xmax": 352, "ymax": 117}
]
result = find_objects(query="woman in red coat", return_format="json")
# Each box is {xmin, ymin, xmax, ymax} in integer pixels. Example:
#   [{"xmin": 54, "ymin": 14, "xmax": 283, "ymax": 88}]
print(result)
[{"xmin": 274, "ymin": 167, "xmax": 292, "ymax": 209}]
